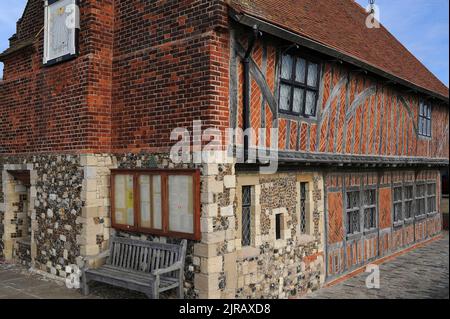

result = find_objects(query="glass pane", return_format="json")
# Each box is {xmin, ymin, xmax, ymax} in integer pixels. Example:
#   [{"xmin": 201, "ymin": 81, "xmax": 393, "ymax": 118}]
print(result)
[
  {"xmin": 305, "ymin": 91, "xmax": 317, "ymax": 116},
  {"xmin": 168, "ymin": 175, "xmax": 194, "ymax": 234},
  {"xmin": 114, "ymin": 174, "xmax": 134, "ymax": 226},
  {"xmin": 152, "ymin": 176, "xmax": 162, "ymax": 229},
  {"xmin": 307, "ymin": 63, "xmax": 319, "ymax": 87},
  {"xmin": 347, "ymin": 192, "xmax": 360, "ymax": 209},
  {"xmin": 427, "ymin": 105, "xmax": 431, "ymax": 117},
  {"xmin": 280, "ymin": 84, "xmax": 292, "ymax": 111},
  {"xmin": 406, "ymin": 186, "xmax": 413, "ymax": 199},
  {"xmin": 293, "ymin": 88, "xmax": 305, "ymax": 114},
  {"xmin": 242, "ymin": 186, "xmax": 252, "ymax": 246},
  {"xmin": 139, "ymin": 175, "xmax": 151, "ymax": 228},
  {"xmin": 139, "ymin": 175, "xmax": 162, "ymax": 230},
  {"xmin": 295, "ymin": 58, "xmax": 306, "ymax": 83},
  {"xmin": 394, "ymin": 188, "xmax": 402, "ymax": 202},
  {"xmin": 281, "ymin": 54, "xmax": 294, "ymax": 80},
  {"xmin": 428, "ymin": 184, "xmax": 436, "ymax": 195},
  {"xmin": 405, "ymin": 201, "xmax": 412, "ymax": 218},
  {"xmin": 419, "ymin": 102, "xmax": 424, "ymax": 116},
  {"xmin": 419, "ymin": 117, "xmax": 423, "ymax": 135},
  {"xmin": 427, "ymin": 119, "xmax": 431, "ymax": 136}
]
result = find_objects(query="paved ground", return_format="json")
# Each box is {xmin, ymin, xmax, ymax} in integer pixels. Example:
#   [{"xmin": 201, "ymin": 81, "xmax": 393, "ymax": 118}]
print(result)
[
  {"xmin": 1, "ymin": 233, "xmax": 448, "ymax": 299},
  {"xmin": 0, "ymin": 263, "xmax": 151, "ymax": 299},
  {"xmin": 305, "ymin": 232, "xmax": 449, "ymax": 299}
]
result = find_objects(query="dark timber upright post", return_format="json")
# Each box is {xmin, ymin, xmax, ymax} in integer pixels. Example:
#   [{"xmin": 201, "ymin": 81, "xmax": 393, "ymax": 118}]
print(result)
[{"xmin": 243, "ymin": 25, "xmax": 260, "ymax": 162}]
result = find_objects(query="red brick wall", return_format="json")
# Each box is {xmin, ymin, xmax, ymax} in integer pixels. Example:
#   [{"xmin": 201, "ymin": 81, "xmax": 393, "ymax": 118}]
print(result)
[
  {"xmin": 111, "ymin": 0, "xmax": 229, "ymax": 152},
  {"xmin": 0, "ymin": 0, "xmax": 230, "ymax": 155},
  {"xmin": 0, "ymin": 0, "xmax": 115, "ymax": 154}
]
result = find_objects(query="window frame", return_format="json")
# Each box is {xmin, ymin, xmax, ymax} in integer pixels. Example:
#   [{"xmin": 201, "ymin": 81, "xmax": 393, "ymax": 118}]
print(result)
[
  {"xmin": 346, "ymin": 190, "xmax": 361, "ymax": 236},
  {"xmin": 403, "ymin": 184, "xmax": 414, "ymax": 221},
  {"xmin": 392, "ymin": 185, "xmax": 403, "ymax": 223},
  {"xmin": 426, "ymin": 182, "xmax": 437, "ymax": 215},
  {"xmin": 363, "ymin": 187, "xmax": 377, "ymax": 231},
  {"xmin": 278, "ymin": 52, "xmax": 321, "ymax": 118},
  {"xmin": 418, "ymin": 100, "xmax": 432, "ymax": 138},
  {"xmin": 110, "ymin": 169, "xmax": 201, "ymax": 241},
  {"xmin": 299, "ymin": 182, "xmax": 309, "ymax": 235},
  {"xmin": 241, "ymin": 185, "xmax": 254, "ymax": 247},
  {"xmin": 415, "ymin": 183, "xmax": 427, "ymax": 218}
]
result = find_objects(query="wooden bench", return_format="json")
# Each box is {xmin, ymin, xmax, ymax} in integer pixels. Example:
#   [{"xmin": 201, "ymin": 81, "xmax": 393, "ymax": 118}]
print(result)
[{"xmin": 81, "ymin": 236, "xmax": 187, "ymax": 299}]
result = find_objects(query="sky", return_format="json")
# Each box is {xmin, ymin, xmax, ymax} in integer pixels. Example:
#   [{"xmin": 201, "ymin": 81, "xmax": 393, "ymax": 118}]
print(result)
[{"xmin": 0, "ymin": 0, "xmax": 449, "ymax": 86}]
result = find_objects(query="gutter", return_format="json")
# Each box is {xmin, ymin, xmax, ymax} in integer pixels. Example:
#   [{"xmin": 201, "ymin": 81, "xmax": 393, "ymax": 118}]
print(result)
[{"xmin": 229, "ymin": 9, "xmax": 449, "ymax": 104}]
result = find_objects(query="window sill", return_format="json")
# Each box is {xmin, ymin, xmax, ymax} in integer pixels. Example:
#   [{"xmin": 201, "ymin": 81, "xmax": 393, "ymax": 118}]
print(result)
[
  {"xmin": 404, "ymin": 218, "xmax": 414, "ymax": 225},
  {"xmin": 415, "ymin": 214, "xmax": 427, "ymax": 221},
  {"xmin": 297, "ymin": 234, "xmax": 315, "ymax": 245},
  {"xmin": 393, "ymin": 221, "xmax": 404, "ymax": 228},
  {"xmin": 427, "ymin": 212, "xmax": 438, "ymax": 217},
  {"xmin": 278, "ymin": 112, "xmax": 318, "ymax": 123},
  {"xmin": 346, "ymin": 232, "xmax": 362, "ymax": 241},
  {"xmin": 237, "ymin": 246, "xmax": 260, "ymax": 261},
  {"xmin": 363, "ymin": 228, "xmax": 378, "ymax": 235}
]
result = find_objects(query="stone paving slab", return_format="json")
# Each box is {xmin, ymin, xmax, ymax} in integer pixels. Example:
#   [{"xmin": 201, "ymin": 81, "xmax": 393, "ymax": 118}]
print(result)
[
  {"xmin": 304, "ymin": 232, "xmax": 449, "ymax": 299},
  {"xmin": 1, "ymin": 233, "xmax": 448, "ymax": 299}
]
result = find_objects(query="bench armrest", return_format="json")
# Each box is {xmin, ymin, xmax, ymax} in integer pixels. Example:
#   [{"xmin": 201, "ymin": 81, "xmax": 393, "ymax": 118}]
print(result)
[{"xmin": 152, "ymin": 261, "xmax": 183, "ymax": 276}]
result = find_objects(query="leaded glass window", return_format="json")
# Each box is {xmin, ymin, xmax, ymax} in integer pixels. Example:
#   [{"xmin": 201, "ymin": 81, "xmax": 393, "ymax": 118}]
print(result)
[
  {"xmin": 346, "ymin": 191, "xmax": 361, "ymax": 235},
  {"xmin": 364, "ymin": 189, "xmax": 377, "ymax": 230},
  {"xmin": 404, "ymin": 186, "xmax": 414, "ymax": 219},
  {"xmin": 393, "ymin": 187, "xmax": 403, "ymax": 222},
  {"xmin": 418, "ymin": 101, "xmax": 432, "ymax": 137},
  {"xmin": 299, "ymin": 182, "xmax": 309, "ymax": 234},
  {"xmin": 416, "ymin": 184, "xmax": 426, "ymax": 216},
  {"xmin": 279, "ymin": 53, "xmax": 320, "ymax": 117},
  {"xmin": 426, "ymin": 183, "xmax": 436, "ymax": 214},
  {"xmin": 242, "ymin": 186, "xmax": 253, "ymax": 247}
]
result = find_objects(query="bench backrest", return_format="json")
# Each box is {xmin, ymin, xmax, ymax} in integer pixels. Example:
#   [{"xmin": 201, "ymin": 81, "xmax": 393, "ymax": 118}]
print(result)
[{"xmin": 107, "ymin": 236, "xmax": 187, "ymax": 277}]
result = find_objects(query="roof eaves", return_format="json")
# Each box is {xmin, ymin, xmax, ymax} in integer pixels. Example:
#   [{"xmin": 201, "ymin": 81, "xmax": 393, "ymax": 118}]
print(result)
[{"xmin": 229, "ymin": 8, "xmax": 449, "ymax": 105}]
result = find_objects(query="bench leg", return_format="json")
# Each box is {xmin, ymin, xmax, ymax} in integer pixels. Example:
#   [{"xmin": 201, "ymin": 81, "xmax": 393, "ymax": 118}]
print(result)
[
  {"xmin": 153, "ymin": 284, "xmax": 159, "ymax": 299},
  {"xmin": 81, "ymin": 274, "xmax": 90, "ymax": 296},
  {"xmin": 177, "ymin": 284, "xmax": 184, "ymax": 299}
]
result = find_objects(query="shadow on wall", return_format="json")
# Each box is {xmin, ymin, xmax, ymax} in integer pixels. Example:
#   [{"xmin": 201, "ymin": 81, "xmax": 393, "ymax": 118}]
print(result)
[{"xmin": 442, "ymin": 198, "xmax": 449, "ymax": 230}]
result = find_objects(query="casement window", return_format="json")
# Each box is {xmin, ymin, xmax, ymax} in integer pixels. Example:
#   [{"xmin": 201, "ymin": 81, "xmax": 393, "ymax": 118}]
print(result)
[
  {"xmin": 426, "ymin": 183, "xmax": 437, "ymax": 214},
  {"xmin": 346, "ymin": 191, "xmax": 361, "ymax": 235},
  {"xmin": 418, "ymin": 101, "xmax": 432, "ymax": 137},
  {"xmin": 299, "ymin": 182, "xmax": 309, "ymax": 235},
  {"xmin": 43, "ymin": 0, "xmax": 80, "ymax": 66},
  {"xmin": 279, "ymin": 53, "xmax": 320, "ymax": 117},
  {"xmin": 393, "ymin": 187, "xmax": 403, "ymax": 222},
  {"xmin": 404, "ymin": 186, "xmax": 414, "ymax": 219},
  {"xmin": 241, "ymin": 186, "xmax": 253, "ymax": 247},
  {"xmin": 415, "ymin": 184, "xmax": 426, "ymax": 217},
  {"xmin": 363, "ymin": 189, "xmax": 377, "ymax": 230},
  {"xmin": 111, "ymin": 169, "xmax": 200, "ymax": 240}
]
